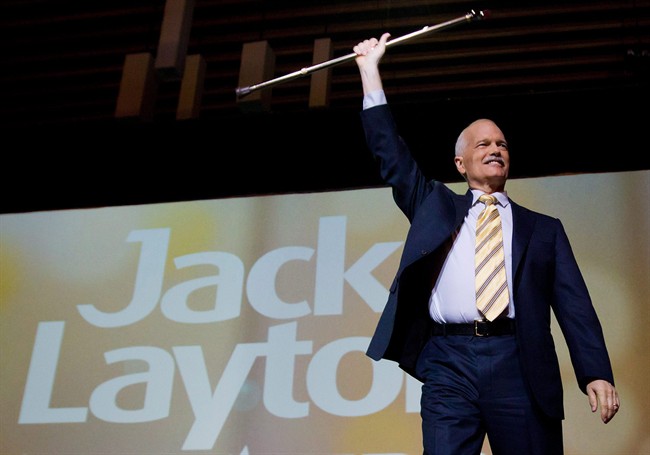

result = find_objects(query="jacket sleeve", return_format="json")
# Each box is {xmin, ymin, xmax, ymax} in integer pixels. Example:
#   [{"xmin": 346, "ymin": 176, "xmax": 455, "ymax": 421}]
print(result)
[
  {"xmin": 550, "ymin": 219, "xmax": 615, "ymax": 391},
  {"xmin": 360, "ymin": 104, "xmax": 431, "ymax": 221}
]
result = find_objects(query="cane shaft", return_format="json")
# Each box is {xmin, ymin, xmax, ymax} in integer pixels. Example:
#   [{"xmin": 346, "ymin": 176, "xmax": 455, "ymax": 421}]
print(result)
[{"xmin": 235, "ymin": 9, "xmax": 488, "ymax": 98}]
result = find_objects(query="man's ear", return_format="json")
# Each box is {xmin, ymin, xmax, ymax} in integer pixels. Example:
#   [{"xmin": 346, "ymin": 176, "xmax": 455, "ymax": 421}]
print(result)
[{"xmin": 454, "ymin": 156, "xmax": 465, "ymax": 176}]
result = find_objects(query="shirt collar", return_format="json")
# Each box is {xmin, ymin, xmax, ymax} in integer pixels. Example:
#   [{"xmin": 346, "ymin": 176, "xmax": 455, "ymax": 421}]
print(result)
[{"xmin": 470, "ymin": 189, "xmax": 510, "ymax": 208}]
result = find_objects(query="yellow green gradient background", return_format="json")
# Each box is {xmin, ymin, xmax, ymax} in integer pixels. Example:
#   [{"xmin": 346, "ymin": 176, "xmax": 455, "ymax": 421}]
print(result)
[{"xmin": 1, "ymin": 170, "xmax": 648, "ymax": 454}]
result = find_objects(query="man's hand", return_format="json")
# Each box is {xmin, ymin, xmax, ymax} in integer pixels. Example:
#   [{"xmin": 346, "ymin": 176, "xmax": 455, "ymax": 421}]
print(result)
[
  {"xmin": 353, "ymin": 33, "xmax": 390, "ymax": 64},
  {"xmin": 587, "ymin": 379, "xmax": 620, "ymax": 424},
  {"xmin": 353, "ymin": 33, "xmax": 390, "ymax": 95}
]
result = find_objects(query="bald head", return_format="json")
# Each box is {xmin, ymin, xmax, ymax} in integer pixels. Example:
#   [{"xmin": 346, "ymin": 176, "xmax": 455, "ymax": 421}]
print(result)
[{"xmin": 455, "ymin": 119, "xmax": 502, "ymax": 157}]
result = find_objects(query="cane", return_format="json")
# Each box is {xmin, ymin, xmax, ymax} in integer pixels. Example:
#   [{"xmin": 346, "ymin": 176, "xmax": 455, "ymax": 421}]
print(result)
[{"xmin": 235, "ymin": 9, "xmax": 490, "ymax": 98}]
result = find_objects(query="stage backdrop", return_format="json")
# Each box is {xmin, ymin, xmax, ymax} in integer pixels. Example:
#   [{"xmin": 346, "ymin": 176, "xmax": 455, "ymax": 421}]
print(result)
[{"xmin": 1, "ymin": 170, "xmax": 648, "ymax": 455}]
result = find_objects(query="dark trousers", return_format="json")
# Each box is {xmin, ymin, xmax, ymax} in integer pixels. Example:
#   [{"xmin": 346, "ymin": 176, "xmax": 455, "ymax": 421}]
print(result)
[{"xmin": 415, "ymin": 334, "xmax": 563, "ymax": 455}]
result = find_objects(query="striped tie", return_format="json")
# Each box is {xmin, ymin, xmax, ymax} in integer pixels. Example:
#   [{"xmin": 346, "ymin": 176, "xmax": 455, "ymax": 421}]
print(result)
[{"xmin": 475, "ymin": 194, "xmax": 510, "ymax": 321}]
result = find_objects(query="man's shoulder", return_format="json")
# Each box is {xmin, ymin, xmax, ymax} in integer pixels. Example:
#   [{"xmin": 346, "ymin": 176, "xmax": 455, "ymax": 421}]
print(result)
[{"xmin": 511, "ymin": 200, "xmax": 563, "ymax": 225}]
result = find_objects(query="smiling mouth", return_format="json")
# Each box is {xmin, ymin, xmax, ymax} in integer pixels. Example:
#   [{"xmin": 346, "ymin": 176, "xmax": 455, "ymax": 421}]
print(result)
[{"xmin": 484, "ymin": 158, "xmax": 504, "ymax": 166}]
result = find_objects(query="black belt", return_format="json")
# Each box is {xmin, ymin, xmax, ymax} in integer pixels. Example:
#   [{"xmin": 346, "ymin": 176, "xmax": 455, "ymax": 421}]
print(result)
[{"xmin": 431, "ymin": 318, "xmax": 516, "ymax": 337}]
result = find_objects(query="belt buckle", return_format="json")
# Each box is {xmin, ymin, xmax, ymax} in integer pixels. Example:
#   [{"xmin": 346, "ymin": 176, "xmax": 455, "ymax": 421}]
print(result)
[{"xmin": 474, "ymin": 319, "xmax": 490, "ymax": 337}]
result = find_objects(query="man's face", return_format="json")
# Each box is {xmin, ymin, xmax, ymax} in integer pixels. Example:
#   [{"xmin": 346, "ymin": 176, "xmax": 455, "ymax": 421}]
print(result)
[{"xmin": 454, "ymin": 119, "xmax": 510, "ymax": 191}]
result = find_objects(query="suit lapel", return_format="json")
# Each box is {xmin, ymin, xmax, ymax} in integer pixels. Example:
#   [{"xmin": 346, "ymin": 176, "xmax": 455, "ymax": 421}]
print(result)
[
  {"xmin": 510, "ymin": 200, "xmax": 535, "ymax": 285},
  {"xmin": 456, "ymin": 190, "xmax": 473, "ymax": 228}
]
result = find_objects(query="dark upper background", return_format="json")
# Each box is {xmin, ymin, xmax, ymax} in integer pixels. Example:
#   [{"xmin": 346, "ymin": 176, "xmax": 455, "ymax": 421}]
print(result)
[{"xmin": 2, "ymin": 0, "xmax": 649, "ymax": 214}]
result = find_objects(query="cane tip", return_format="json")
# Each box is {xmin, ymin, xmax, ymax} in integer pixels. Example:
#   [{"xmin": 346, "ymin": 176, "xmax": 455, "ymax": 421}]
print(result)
[
  {"xmin": 235, "ymin": 86, "xmax": 252, "ymax": 98},
  {"xmin": 468, "ymin": 9, "xmax": 490, "ymax": 21}
]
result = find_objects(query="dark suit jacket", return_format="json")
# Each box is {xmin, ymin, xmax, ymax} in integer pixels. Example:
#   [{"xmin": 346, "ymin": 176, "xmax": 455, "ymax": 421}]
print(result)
[{"xmin": 361, "ymin": 104, "xmax": 614, "ymax": 420}]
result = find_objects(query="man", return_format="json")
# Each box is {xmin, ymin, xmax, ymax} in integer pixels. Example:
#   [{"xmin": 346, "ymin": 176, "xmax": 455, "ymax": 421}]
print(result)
[{"xmin": 353, "ymin": 33, "xmax": 619, "ymax": 454}]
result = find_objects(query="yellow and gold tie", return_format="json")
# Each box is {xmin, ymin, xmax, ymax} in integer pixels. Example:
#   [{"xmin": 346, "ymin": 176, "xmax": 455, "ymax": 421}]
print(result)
[{"xmin": 475, "ymin": 194, "xmax": 510, "ymax": 321}]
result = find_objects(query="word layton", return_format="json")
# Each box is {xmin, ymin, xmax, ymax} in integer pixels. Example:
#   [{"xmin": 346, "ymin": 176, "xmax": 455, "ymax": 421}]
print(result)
[{"xmin": 19, "ymin": 217, "xmax": 420, "ymax": 451}]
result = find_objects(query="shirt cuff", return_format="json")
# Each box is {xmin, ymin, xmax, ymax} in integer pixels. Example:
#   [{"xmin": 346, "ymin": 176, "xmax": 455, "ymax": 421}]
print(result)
[{"xmin": 363, "ymin": 90, "xmax": 387, "ymax": 110}]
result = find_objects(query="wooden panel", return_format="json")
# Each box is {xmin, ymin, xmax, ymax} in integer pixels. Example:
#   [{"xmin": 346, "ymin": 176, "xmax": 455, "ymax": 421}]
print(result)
[
  {"xmin": 155, "ymin": 0, "xmax": 195, "ymax": 80},
  {"xmin": 237, "ymin": 40, "xmax": 276, "ymax": 112},
  {"xmin": 177, "ymin": 54, "xmax": 206, "ymax": 120},
  {"xmin": 114, "ymin": 52, "xmax": 158, "ymax": 121},
  {"xmin": 309, "ymin": 38, "xmax": 333, "ymax": 109}
]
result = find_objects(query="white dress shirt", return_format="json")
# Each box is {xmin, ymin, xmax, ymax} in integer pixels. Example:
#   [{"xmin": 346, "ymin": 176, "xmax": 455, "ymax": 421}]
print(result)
[{"xmin": 429, "ymin": 190, "xmax": 515, "ymax": 323}]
